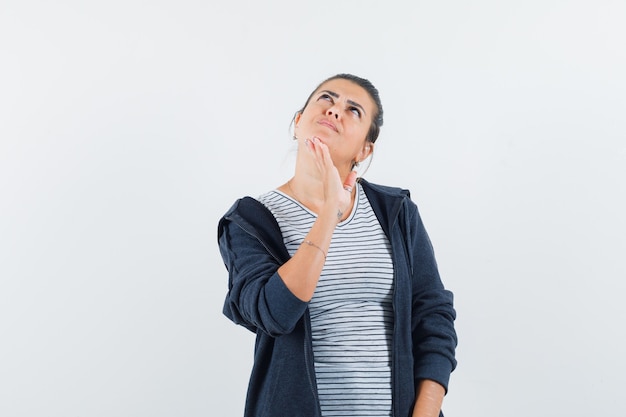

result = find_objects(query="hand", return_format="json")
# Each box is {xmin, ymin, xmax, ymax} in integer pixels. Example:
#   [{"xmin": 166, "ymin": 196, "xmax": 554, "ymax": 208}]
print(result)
[
  {"xmin": 305, "ymin": 137, "xmax": 357, "ymax": 221},
  {"xmin": 412, "ymin": 380, "xmax": 445, "ymax": 417}
]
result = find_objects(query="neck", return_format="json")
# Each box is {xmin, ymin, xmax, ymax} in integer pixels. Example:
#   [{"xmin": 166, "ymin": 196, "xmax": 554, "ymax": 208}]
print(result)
[
  {"xmin": 286, "ymin": 166, "xmax": 355, "ymax": 215},
  {"xmin": 281, "ymin": 143, "xmax": 355, "ymax": 214},
  {"xmin": 288, "ymin": 173, "xmax": 326, "ymax": 210}
]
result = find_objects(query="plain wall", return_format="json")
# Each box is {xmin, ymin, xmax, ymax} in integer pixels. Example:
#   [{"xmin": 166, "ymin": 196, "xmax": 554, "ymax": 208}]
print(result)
[{"xmin": 1, "ymin": 1, "xmax": 625, "ymax": 416}]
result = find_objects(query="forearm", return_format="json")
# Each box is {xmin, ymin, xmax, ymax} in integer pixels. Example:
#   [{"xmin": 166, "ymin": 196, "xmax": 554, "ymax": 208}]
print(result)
[
  {"xmin": 412, "ymin": 379, "xmax": 445, "ymax": 417},
  {"xmin": 277, "ymin": 205, "xmax": 338, "ymax": 301}
]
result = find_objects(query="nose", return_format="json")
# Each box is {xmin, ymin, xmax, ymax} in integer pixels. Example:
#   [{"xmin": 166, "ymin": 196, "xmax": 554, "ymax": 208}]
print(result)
[{"xmin": 326, "ymin": 107, "xmax": 339, "ymax": 119}]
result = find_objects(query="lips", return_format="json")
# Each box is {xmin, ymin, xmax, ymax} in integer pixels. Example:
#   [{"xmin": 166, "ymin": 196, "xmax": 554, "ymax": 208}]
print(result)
[{"xmin": 317, "ymin": 118, "xmax": 338, "ymax": 132}]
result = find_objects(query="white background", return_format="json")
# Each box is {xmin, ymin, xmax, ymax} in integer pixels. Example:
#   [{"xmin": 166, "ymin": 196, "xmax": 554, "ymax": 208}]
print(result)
[{"xmin": 1, "ymin": 1, "xmax": 625, "ymax": 416}]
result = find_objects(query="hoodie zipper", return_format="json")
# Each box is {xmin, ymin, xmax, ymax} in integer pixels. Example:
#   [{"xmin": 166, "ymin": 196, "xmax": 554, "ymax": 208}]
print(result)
[
  {"xmin": 228, "ymin": 212, "xmax": 322, "ymax": 415},
  {"xmin": 303, "ymin": 310, "xmax": 322, "ymax": 416},
  {"xmin": 390, "ymin": 199, "xmax": 408, "ymax": 417}
]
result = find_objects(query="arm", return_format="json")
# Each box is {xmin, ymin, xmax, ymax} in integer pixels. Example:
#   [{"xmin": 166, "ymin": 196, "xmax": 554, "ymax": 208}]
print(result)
[
  {"xmin": 220, "ymin": 138, "xmax": 356, "ymax": 333},
  {"xmin": 412, "ymin": 379, "xmax": 445, "ymax": 417},
  {"xmin": 219, "ymin": 213, "xmax": 308, "ymax": 336},
  {"xmin": 406, "ymin": 202, "xmax": 457, "ymax": 403},
  {"xmin": 276, "ymin": 203, "xmax": 337, "ymax": 301}
]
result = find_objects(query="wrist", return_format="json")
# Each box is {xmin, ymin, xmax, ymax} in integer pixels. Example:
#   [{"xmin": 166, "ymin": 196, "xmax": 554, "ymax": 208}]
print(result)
[{"xmin": 319, "ymin": 204, "xmax": 343, "ymax": 225}]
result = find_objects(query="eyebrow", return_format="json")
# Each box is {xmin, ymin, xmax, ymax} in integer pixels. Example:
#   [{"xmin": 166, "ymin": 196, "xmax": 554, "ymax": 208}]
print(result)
[{"xmin": 319, "ymin": 89, "xmax": 367, "ymax": 116}]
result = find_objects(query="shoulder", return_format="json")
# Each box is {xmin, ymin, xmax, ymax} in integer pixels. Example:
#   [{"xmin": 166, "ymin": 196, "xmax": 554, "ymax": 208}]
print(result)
[
  {"xmin": 222, "ymin": 196, "xmax": 269, "ymax": 221},
  {"xmin": 358, "ymin": 178, "xmax": 418, "ymax": 216},
  {"xmin": 358, "ymin": 178, "xmax": 411, "ymax": 199},
  {"xmin": 358, "ymin": 178, "xmax": 423, "ymax": 237},
  {"xmin": 218, "ymin": 196, "xmax": 282, "ymax": 240}
]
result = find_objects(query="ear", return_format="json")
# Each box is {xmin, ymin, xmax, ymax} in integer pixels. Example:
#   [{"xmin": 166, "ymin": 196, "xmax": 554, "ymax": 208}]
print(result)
[
  {"xmin": 358, "ymin": 142, "xmax": 374, "ymax": 162},
  {"xmin": 294, "ymin": 112, "xmax": 302, "ymax": 126}
]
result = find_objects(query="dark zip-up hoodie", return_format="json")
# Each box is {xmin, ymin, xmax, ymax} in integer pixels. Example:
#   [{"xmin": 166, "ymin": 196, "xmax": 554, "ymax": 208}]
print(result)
[{"xmin": 218, "ymin": 179, "xmax": 457, "ymax": 417}]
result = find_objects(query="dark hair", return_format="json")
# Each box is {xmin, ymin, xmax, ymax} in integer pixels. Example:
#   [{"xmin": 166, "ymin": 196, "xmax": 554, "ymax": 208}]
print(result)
[{"xmin": 295, "ymin": 73, "xmax": 384, "ymax": 144}]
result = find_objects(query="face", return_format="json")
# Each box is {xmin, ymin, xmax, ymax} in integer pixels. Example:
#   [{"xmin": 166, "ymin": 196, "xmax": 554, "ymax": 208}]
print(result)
[{"xmin": 294, "ymin": 78, "xmax": 376, "ymax": 170}]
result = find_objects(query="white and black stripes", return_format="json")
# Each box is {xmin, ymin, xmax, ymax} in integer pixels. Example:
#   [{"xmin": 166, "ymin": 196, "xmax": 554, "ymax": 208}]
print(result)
[{"xmin": 258, "ymin": 184, "xmax": 394, "ymax": 417}]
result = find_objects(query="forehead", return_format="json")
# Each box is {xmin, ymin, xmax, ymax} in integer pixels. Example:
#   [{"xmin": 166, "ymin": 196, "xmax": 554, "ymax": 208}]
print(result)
[{"xmin": 314, "ymin": 79, "xmax": 376, "ymax": 114}]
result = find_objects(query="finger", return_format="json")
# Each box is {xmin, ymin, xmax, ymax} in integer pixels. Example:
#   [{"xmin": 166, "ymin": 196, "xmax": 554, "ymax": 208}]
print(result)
[
  {"xmin": 312, "ymin": 136, "xmax": 328, "ymax": 155},
  {"xmin": 304, "ymin": 137, "xmax": 326, "ymax": 169},
  {"xmin": 313, "ymin": 137, "xmax": 334, "ymax": 168}
]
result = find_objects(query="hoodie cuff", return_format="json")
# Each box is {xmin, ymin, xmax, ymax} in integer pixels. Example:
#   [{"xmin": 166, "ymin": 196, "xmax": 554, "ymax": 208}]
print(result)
[
  {"xmin": 265, "ymin": 272, "xmax": 309, "ymax": 333},
  {"xmin": 414, "ymin": 354, "xmax": 454, "ymax": 393}
]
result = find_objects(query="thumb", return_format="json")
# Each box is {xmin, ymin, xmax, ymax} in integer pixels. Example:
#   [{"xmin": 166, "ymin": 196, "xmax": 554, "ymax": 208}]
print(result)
[{"xmin": 343, "ymin": 170, "xmax": 358, "ymax": 191}]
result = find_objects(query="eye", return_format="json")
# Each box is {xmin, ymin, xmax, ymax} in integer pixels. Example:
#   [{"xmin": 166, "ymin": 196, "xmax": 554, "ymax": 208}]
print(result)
[
  {"xmin": 318, "ymin": 93, "xmax": 333, "ymax": 102},
  {"xmin": 349, "ymin": 107, "xmax": 362, "ymax": 118}
]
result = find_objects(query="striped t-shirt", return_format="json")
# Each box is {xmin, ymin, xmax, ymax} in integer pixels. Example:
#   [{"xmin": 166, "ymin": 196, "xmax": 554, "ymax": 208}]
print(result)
[{"xmin": 258, "ymin": 182, "xmax": 395, "ymax": 417}]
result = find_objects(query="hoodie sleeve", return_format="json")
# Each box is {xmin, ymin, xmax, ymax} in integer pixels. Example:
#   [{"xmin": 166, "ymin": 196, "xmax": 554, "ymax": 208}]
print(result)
[
  {"xmin": 218, "ymin": 202, "xmax": 309, "ymax": 337},
  {"xmin": 406, "ymin": 201, "xmax": 458, "ymax": 393}
]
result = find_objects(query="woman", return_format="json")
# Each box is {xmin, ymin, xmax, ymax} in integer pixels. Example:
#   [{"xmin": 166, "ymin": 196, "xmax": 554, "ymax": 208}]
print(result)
[{"xmin": 218, "ymin": 74, "xmax": 457, "ymax": 417}]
